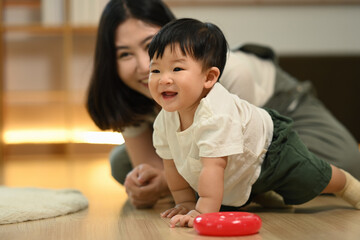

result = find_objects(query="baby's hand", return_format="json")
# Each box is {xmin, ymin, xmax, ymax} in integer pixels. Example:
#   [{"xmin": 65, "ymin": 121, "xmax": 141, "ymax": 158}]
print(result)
[
  {"xmin": 160, "ymin": 204, "xmax": 189, "ymax": 218},
  {"xmin": 169, "ymin": 210, "xmax": 201, "ymax": 228}
]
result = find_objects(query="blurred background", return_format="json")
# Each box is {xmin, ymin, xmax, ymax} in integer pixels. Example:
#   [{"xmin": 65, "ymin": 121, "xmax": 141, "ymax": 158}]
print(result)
[{"xmin": 0, "ymin": 0, "xmax": 359, "ymax": 173}]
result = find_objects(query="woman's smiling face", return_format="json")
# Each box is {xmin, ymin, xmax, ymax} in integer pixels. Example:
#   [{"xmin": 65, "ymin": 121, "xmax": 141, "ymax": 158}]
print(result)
[{"xmin": 115, "ymin": 18, "xmax": 161, "ymax": 99}]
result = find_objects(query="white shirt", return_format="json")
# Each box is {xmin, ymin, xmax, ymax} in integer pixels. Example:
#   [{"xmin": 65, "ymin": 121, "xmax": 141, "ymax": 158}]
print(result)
[
  {"xmin": 153, "ymin": 83, "xmax": 273, "ymax": 206},
  {"xmin": 220, "ymin": 50, "xmax": 275, "ymax": 107}
]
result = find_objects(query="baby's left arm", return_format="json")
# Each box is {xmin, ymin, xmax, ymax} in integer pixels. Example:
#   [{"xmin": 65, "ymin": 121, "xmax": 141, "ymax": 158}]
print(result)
[{"xmin": 196, "ymin": 156, "xmax": 227, "ymax": 213}]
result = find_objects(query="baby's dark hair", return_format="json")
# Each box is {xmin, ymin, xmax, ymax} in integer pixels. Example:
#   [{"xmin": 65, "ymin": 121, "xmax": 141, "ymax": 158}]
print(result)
[{"xmin": 148, "ymin": 18, "xmax": 228, "ymax": 78}]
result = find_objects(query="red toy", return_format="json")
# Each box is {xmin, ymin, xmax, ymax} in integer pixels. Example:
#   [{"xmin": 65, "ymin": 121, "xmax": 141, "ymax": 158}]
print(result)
[{"xmin": 193, "ymin": 212, "xmax": 262, "ymax": 236}]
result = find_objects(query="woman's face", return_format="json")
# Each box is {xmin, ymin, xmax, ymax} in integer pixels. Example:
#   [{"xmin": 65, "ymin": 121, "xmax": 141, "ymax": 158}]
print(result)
[{"xmin": 115, "ymin": 18, "xmax": 161, "ymax": 99}]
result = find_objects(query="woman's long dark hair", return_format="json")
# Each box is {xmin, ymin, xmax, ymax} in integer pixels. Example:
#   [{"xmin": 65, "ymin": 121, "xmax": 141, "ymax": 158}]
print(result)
[{"xmin": 86, "ymin": 0, "xmax": 175, "ymax": 132}]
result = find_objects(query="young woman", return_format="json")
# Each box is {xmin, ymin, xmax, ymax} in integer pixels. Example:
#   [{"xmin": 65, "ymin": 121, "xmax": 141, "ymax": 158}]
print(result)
[{"xmin": 87, "ymin": 0, "xmax": 360, "ymax": 209}]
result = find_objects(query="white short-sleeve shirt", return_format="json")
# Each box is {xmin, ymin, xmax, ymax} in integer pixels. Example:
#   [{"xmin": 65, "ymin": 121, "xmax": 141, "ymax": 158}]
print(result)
[
  {"xmin": 220, "ymin": 50, "xmax": 275, "ymax": 107},
  {"xmin": 153, "ymin": 83, "xmax": 273, "ymax": 206}
]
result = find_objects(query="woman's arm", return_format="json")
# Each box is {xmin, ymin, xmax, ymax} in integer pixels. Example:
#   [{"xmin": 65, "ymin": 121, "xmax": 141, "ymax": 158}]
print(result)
[
  {"xmin": 123, "ymin": 127, "xmax": 170, "ymax": 208},
  {"xmin": 123, "ymin": 126, "xmax": 163, "ymax": 169}
]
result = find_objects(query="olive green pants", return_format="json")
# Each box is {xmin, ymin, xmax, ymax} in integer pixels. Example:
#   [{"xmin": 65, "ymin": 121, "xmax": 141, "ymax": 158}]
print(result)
[{"xmin": 251, "ymin": 109, "xmax": 332, "ymax": 205}]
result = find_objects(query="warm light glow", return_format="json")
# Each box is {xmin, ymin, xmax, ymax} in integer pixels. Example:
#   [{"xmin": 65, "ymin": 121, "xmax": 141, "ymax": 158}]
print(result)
[
  {"xmin": 72, "ymin": 131, "xmax": 125, "ymax": 145},
  {"xmin": 4, "ymin": 129, "xmax": 124, "ymax": 145}
]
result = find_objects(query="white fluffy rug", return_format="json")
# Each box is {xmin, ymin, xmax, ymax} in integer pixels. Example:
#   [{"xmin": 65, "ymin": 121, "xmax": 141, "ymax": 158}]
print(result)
[{"xmin": 0, "ymin": 187, "xmax": 88, "ymax": 225}]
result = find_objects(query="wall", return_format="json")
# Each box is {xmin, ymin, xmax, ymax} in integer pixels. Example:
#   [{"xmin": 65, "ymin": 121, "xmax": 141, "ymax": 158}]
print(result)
[
  {"xmin": 4, "ymin": 4, "xmax": 360, "ymax": 140},
  {"xmin": 6, "ymin": 5, "xmax": 360, "ymax": 90},
  {"xmin": 172, "ymin": 5, "xmax": 360, "ymax": 55}
]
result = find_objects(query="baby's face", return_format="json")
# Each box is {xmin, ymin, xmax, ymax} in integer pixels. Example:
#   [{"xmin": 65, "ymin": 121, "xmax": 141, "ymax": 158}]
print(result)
[{"xmin": 149, "ymin": 44, "xmax": 208, "ymax": 114}]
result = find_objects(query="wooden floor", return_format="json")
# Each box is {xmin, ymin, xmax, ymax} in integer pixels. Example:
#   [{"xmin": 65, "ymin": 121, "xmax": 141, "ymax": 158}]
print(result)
[{"xmin": 1, "ymin": 152, "xmax": 360, "ymax": 240}]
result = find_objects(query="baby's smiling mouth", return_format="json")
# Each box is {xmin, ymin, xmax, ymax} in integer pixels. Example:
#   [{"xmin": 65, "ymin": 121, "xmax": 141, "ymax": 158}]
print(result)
[{"xmin": 161, "ymin": 91, "xmax": 177, "ymax": 98}]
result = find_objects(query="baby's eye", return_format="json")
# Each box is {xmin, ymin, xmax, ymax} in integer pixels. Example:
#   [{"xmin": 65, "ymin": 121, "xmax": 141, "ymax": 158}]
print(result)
[
  {"xmin": 151, "ymin": 69, "xmax": 160, "ymax": 73},
  {"xmin": 173, "ymin": 67, "xmax": 183, "ymax": 72}
]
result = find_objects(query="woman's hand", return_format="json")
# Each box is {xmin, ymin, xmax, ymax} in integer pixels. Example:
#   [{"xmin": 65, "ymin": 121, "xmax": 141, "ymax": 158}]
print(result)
[
  {"xmin": 160, "ymin": 203, "xmax": 194, "ymax": 218},
  {"xmin": 124, "ymin": 163, "xmax": 170, "ymax": 208},
  {"xmin": 169, "ymin": 210, "xmax": 201, "ymax": 228}
]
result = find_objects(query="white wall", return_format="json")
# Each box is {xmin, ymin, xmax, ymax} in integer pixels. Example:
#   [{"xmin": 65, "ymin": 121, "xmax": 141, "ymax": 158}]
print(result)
[
  {"xmin": 172, "ymin": 5, "xmax": 360, "ymax": 55},
  {"xmin": 5, "ymin": 4, "xmax": 360, "ymax": 91}
]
